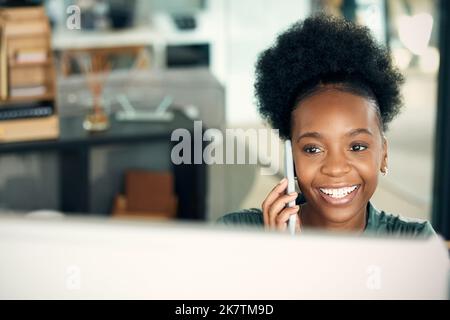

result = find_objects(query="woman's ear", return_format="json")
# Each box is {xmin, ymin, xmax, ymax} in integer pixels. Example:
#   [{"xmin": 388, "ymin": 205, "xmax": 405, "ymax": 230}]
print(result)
[{"xmin": 381, "ymin": 135, "xmax": 388, "ymax": 173}]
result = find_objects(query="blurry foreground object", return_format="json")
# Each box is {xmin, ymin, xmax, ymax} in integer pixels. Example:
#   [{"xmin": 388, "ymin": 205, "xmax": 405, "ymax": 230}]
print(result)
[{"xmin": 0, "ymin": 214, "xmax": 447, "ymax": 299}]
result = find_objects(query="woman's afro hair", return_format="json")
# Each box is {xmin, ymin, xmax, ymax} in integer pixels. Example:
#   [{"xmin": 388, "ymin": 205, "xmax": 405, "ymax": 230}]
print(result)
[{"xmin": 254, "ymin": 14, "xmax": 404, "ymax": 140}]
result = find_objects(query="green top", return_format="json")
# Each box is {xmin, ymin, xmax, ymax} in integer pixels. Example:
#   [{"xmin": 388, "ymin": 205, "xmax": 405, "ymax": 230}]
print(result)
[{"xmin": 217, "ymin": 197, "xmax": 436, "ymax": 238}]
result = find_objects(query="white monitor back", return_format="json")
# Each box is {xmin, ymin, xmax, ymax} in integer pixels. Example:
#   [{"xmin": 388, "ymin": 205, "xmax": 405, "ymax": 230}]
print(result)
[{"xmin": 0, "ymin": 215, "xmax": 448, "ymax": 299}]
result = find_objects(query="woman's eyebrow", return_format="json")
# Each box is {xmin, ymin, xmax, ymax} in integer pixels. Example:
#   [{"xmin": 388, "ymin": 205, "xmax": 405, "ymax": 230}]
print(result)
[
  {"xmin": 296, "ymin": 128, "xmax": 373, "ymax": 142},
  {"xmin": 296, "ymin": 132, "xmax": 323, "ymax": 142},
  {"xmin": 347, "ymin": 128, "xmax": 373, "ymax": 137}
]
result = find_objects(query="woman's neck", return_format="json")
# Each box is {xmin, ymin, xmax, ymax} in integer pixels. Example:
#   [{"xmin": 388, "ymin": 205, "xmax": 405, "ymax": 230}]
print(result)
[{"xmin": 300, "ymin": 203, "xmax": 367, "ymax": 233}]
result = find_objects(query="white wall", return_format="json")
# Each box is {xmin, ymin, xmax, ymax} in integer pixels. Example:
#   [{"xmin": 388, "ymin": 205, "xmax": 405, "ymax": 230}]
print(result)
[
  {"xmin": 134, "ymin": 0, "xmax": 311, "ymax": 126},
  {"xmin": 219, "ymin": 0, "xmax": 311, "ymax": 125}
]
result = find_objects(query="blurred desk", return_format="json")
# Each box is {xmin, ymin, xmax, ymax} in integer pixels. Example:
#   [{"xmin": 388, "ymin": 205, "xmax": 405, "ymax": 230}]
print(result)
[
  {"xmin": 52, "ymin": 25, "xmax": 214, "ymax": 70},
  {"xmin": 52, "ymin": 27, "xmax": 162, "ymax": 50},
  {"xmin": 0, "ymin": 110, "xmax": 206, "ymax": 220},
  {"xmin": 52, "ymin": 26, "xmax": 213, "ymax": 50}
]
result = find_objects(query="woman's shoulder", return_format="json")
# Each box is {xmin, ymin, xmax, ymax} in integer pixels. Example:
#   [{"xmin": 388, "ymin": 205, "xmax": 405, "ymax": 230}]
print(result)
[
  {"xmin": 216, "ymin": 202, "xmax": 437, "ymax": 238},
  {"xmin": 216, "ymin": 208, "xmax": 264, "ymax": 227},
  {"xmin": 366, "ymin": 202, "xmax": 436, "ymax": 238}
]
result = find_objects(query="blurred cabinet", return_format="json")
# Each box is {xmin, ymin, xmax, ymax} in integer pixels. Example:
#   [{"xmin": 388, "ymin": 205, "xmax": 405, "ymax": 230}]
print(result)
[{"xmin": 0, "ymin": 110, "xmax": 206, "ymax": 220}]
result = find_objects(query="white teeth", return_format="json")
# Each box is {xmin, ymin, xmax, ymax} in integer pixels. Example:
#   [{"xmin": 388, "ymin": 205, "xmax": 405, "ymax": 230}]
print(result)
[{"xmin": 319, "ymin": 185, "xmax": 358, "ymax": 198}]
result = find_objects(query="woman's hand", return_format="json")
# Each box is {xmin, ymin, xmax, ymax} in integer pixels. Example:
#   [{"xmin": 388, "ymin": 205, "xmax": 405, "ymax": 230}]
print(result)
[{"xmin": 262, "ymin": 178, "xmax": 301, "ymax": 233}]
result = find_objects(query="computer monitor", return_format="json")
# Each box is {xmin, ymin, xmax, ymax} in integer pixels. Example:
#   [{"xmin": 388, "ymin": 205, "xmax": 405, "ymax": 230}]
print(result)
[{"xmin": 0, "ymin": 214, "xmax": 448, "ymax": 299}]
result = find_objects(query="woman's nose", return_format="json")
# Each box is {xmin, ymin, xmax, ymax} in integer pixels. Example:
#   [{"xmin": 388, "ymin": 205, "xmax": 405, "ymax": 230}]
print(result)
[{"xmin": 320, "ymin": 152, "xmax": 352, "ymax": 177}]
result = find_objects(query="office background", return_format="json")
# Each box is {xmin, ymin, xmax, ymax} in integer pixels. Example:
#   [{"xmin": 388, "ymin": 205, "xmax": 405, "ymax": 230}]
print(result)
[{"xmin": 0, "ymin": 0, "xmax": 448, "ymax": 238}]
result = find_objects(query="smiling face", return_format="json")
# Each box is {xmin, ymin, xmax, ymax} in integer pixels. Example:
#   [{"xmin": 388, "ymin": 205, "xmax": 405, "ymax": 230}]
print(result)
[{"xmin": 291, "ymin": 87, "xmax": 388, "ymax": 229}]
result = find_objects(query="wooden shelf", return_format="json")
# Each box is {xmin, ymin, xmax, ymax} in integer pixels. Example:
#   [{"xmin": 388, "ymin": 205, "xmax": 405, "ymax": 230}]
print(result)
[
  {"xmin": 8, "ymin": 60, "xmax": 50, "ymax": 68},
  {"xmin": 7, "ymin": 93, "xmax": 54, "ymax": 103},
  {"xmin": 0, "ymin": 6, "xmax": 58, "ymax": 143},
  {"xmin": 0, "ymin": 115, "xmax": 58, "ymax": 143}
]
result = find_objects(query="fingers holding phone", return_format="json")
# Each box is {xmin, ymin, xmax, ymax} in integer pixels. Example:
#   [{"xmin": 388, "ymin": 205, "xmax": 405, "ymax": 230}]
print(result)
[{"xmin": 261, "ymin": 178, "xmax": 301, "ymax": 232}]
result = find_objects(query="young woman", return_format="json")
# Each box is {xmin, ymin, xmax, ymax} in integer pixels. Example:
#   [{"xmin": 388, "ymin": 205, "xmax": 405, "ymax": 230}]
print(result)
[{"xmin": 218, "ymin": 14, "xmax": 435, "ymax": 237}]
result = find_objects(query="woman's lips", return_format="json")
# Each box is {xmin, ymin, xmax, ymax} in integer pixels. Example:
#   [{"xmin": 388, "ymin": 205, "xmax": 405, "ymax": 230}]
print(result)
[{"xmin": 316, "ymin": 184, "xmax": 361, "ymax": 206}]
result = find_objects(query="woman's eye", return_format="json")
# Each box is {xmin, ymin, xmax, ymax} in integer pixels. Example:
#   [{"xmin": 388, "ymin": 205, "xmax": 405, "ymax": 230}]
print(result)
[
  {"xmin": 351, "ymin": 144, "xmax": 368, "ymax": 152},
  {"xmin": 303, "ymin": 146, "xmax": 322, "ymax": 154}
]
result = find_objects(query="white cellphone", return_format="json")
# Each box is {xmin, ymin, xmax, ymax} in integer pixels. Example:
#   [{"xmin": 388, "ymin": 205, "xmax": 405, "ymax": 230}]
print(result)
[{"xmin": 284, "ymin": 140, "xmax": 297, "ymax": 235}]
